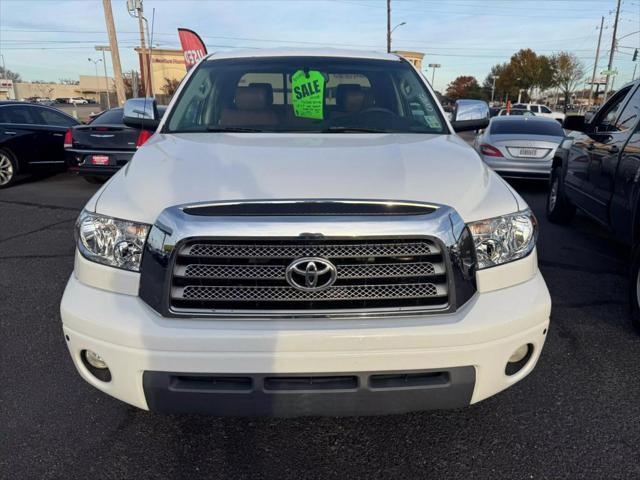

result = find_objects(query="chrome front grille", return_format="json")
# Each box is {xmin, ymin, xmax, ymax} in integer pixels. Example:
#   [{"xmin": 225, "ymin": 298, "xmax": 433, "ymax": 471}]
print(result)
[
  {"xmin": 176, "ymin": 261, "xmax": 441, "ymax": 280},
  {"xmin": 180, "ymin": 283, "xmax": 442, "ymax": 302},
  {"xmin": 186, "ymin": 241, "xmax": 435, "ymax": 259},
  {"xmin": 169, "ymin": 238, "xmax": 450, "ymax": 313}
]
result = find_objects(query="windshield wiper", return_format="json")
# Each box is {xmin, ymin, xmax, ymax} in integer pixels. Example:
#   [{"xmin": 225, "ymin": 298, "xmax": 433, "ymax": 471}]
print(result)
[
  {"xmin": 321, "ymin": 126, "xmax": 389, "ymax": 133},
  {"xmin": 206, "ymin": 126, "xmax": 265, "ymax": 133}
]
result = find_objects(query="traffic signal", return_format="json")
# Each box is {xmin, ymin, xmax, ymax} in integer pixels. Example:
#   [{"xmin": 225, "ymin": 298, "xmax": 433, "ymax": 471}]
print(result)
[{"xmin": 634, "ymin": 49, "xmax": 639, "ymax": 62}]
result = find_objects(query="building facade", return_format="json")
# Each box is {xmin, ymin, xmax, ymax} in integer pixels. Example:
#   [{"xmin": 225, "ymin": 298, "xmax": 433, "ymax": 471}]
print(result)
[
  {"xmin": 9, "ymin": 75, "xmax": 115, "ymax": 106},
  {"xmin": 393, "ymin": 51, "xmax": 425, "ymax": 71},
  {"xmin": 135, "ymin": 48, "xmax": 186, "ymax": 99}
]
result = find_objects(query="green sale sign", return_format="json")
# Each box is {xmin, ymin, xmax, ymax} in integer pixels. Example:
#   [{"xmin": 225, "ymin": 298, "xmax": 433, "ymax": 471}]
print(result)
[{"xmin": 291, "ymin": 70, "xmax": 325, "ymax": 120}]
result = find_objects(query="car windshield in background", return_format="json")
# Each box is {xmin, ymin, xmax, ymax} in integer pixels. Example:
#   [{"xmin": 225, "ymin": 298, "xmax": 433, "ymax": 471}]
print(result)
[
  {"xmin": 165, "ymin": 57, "xmax": 446, "ymax": 134},
  {"xmin": 491, "ymin": 119, "xmax": 564, "ymax": 136},
  {"xmin": 91, "ymin": 108, "xmax": 124, "ymax": 125}
]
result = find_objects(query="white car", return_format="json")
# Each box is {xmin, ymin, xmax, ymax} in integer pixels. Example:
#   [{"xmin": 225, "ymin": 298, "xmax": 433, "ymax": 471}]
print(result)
[
  {"xmin": 512, "ymin": 103, "xmax": 565, "ymax": 122},
  {"xmin": 70, "ymin": 97, "xmax": 88, "ymax": 105},
  {"xmin": 60, "ymin": 49, "xmax": 551, "ymax": 416}
]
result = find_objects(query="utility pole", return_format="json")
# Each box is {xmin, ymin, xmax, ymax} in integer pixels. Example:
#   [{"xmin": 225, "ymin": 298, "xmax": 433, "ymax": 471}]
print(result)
[
  {"xmin": 603, "ymin": 0, "xmax": 621, "ymax": 101},
  {"xmin": 102, "ymin": 0, "xmax": 126, "ymax": 105},
  {"xmin": 95, "ymin": 46, "xmax": 111, "ymax": 108},
  {"xmin": 137, "ymin": 2, "xmax": 152, "ymax": 95},
  {"xmin": 128, "ymin": 0, "xmax": 153, "ymax": 96},
  {"xmin": 386, "ymin": 0, "xmax": 391, "ymax": 53},
  {"xmin": 588, "ymin": 16, "xmax": 604, "ymax": 107}
]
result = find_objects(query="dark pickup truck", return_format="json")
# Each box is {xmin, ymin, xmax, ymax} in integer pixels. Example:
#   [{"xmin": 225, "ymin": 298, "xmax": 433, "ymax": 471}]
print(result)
[{"xmin": 547, "ymin": 79, "xmax": 640, "ymax": 331}]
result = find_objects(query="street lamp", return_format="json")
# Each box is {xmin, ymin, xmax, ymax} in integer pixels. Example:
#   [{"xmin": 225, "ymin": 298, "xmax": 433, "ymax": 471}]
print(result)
[
  {"xmin": 428, "ymin": 63, "xmax": 441, "ymax": 87},
  {"xmin": 95, "ymin": 46, "xmax": 111, "ymax": 109},
  {"xmin": 388, "ymin": 21, "xmax": 406, "ymax": 53},
  {"xmin": 88, "ymin": 57, "xmax": 103, "ymax": 106}
]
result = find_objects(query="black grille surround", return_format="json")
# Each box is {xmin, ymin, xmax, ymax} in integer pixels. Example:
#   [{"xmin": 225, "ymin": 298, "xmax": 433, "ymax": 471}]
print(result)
[{"xmin": 169, "ymin": 238, "xmax": 452, "ymax": 314}]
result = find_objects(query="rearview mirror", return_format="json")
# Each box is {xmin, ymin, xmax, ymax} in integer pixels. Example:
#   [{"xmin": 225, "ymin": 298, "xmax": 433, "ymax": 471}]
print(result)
[
  {"xmin": 123, "ymin": 97, "xmax": 160, "ymax": 130},
  {"xmin": 451, "ymin": 99, "xmax": 490, "ymax": 133},
  {"xmin": 562, "ymin": 115, "xmax": 586, "ymax": 133}
]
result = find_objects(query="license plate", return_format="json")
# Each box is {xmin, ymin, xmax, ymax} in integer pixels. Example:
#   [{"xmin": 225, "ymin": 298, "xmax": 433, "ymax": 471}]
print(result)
[
  {"xmin": 518, "ymin": 148, "xmax": 538, "ymax": 157},
  {"xmin": 91, "ymin": 155, "xmax": 110, "ymax": 166}
]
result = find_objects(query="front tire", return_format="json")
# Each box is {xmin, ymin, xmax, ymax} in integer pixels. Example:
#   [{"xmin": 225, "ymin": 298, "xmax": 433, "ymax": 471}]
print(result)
[
  {"xmin": 630, "ymin": 247, "xmax": 640, "ymax": 333},
  {"xmin": 0, "ymin": 149, "xmax": 18, "ymax": 189},
  {"xmin": 547, "ymin": 166, "xmax": 575, "ymax": 224}
]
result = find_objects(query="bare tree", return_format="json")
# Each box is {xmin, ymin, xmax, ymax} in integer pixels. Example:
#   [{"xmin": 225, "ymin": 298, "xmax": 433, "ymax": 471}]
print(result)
[
  {"xmin": 553, "ymin": 52, "xmax": 585, "ymax": 113},
  {"xmin": 161, "ymin": 77, "xmax": 181, "ymax": 97},
  {"xmin": 0, "ymin": 67, "xmax": 21, "ymax": 82},
  {"xmin": 59, "ymin": 78, "xmax": 80, "ymax": 85}
]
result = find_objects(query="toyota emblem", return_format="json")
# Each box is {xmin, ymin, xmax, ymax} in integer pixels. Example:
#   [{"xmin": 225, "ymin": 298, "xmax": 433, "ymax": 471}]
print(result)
[{"xmin": 285, "ymin": 257, "xmax": 337, "ymax": 292}]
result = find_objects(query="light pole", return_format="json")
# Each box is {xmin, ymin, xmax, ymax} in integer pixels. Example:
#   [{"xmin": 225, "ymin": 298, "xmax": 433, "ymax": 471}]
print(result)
[
  {"xmin": 95, "ymin": 46, "xmax": 111, "ymax": 108},
  {"xmin": 490, "ymin": 75, "xmax": 499, "ymax": 104},
  {"xmin": 388, "ymin": 21, "xmax": 406, "ymax": 53},
  {"xmin": 428, "ymin": 63, "xmax": 441, "ymax": 87},
  {"xmin": 88, "ymin": 57, "xmax": 103, "ymax": 106}
]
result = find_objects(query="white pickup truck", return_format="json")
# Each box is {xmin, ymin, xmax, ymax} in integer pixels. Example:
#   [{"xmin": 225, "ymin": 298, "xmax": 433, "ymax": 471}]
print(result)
[
  {"xmin": 512, "ymin": 103, "xmax": 565, "ymax": 123},
  {"xmin": 61, "ymin": 49, "xmax": 551, "ymax": 416}
]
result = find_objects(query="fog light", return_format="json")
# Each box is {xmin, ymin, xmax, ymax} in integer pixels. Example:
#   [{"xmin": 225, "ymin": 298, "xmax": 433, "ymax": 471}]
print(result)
[
  {"xmin": 509, "ymin": 344, "xmax": 529, "ymax": 363},
  {"xmin": 505, "ymin": 343, "xmax": 534, "ymax": 376},
  {"xmin": 81, "ymin": 350, "xmax": 112, "ymax": 382},
  {"xmin": 84, "ymin": 350, "xmax": 107, "ymax": 369}
]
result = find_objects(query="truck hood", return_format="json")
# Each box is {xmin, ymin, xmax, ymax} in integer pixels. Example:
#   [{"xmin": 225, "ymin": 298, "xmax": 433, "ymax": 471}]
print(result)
[{"xmin": 92, "ymin": 132, "xmax": 522, "ymax": 224}]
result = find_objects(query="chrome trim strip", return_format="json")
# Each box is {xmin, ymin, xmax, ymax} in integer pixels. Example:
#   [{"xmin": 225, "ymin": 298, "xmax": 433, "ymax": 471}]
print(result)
[
  {"xmin": 66, "ymin": 149, "xmax": 134, "ymax": 154},
  {"xmin": 180, "ymin": 198, "xmax": 441, "ymax": 213}
]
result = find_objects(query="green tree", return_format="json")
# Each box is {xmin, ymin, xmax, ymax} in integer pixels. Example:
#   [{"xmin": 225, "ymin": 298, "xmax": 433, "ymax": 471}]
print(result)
[
  {"xmin": 537, "ymin": 55, "xmax": 557, "ymax": 91},
  {"xmin": 483, "ymin": 63, "xmax": 508, "ymax": 102},
  {"xmin": 486, "ymin": 50, "xmax": 559, "ymax": 103},
  {"xmin": 509, "ymin": 49, "xmax": 540, "ymax": 95}
]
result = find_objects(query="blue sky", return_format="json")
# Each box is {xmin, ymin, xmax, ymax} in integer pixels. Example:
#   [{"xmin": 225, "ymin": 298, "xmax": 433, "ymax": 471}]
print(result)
[{"xmin": 0, "ymin": 0, "xmax": 638, "ymax": 92}]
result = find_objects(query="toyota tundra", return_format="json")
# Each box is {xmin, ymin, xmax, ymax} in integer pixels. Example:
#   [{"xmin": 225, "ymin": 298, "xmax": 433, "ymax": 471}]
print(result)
[{"xmin": 60, "ymin": 49, "xmax": 551, "ymax": 416}]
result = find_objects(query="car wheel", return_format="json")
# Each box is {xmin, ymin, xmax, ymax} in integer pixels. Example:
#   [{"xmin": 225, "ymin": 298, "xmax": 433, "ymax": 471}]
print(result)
[
  {"xmin": 0, "ymin": 149, "xmax": 18, "ymax": 189},
  {"xmin": 629, "ymin": 246, "xmax": 640, "ymax": 333},
  {"xmin": 547, "ymin": 166, "xmax": 575, "ymax": 224}
]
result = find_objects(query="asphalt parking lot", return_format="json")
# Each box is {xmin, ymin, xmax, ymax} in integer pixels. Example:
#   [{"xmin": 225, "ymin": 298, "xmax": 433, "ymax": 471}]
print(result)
[{"xmin": 2, "ymin": 171, "xmax": 640, "ymax": 479}]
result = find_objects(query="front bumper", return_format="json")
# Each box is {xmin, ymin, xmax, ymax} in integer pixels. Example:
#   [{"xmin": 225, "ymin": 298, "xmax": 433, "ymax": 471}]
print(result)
[{"xmin": 61, "ymin": 265, "xmax": 550, "ymax": 416}]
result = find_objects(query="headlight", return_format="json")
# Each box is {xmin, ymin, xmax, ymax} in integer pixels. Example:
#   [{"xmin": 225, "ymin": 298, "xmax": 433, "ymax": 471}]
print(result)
[
  {"xmin": 75, "ymin": 210, "xmax": 150, "ymax": 272},
  {"xmin": 467, "ymin": 209, "xmax": 537, "ymax": 269}
]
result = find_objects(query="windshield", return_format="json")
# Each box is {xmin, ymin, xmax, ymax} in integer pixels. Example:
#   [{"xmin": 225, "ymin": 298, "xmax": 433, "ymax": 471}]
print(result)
[{"xmin": 165, "ymin": 56, "xmax": 446, "ymax": 134}]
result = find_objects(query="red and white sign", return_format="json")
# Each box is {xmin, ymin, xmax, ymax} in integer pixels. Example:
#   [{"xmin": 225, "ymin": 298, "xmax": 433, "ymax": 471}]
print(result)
[
  {"xmin": 91, "ymin": 155, "xmax": 110, "ymax": 166},
  {"xmin": 178, "ymin": 28, "xmax": 208, "ymax": 71}
]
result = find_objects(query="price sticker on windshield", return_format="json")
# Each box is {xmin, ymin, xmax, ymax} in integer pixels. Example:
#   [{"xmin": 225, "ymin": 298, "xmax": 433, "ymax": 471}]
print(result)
[{"xmin": 291, "ymin": 70, "xmax": 325, "ymax": 120}]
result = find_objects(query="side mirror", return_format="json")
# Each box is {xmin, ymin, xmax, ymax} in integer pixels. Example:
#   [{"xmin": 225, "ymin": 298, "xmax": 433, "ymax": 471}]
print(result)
[
  {"xmin": 123, "ymin": 97, "xmax": 160, "ymax": 130},
  {"xmin": 451, "ymin": 99, "xmax": 490, "ymax": 132},
  {"xmin": 562, "ymin": 115, "xmax": 587, "ymax": 132}
]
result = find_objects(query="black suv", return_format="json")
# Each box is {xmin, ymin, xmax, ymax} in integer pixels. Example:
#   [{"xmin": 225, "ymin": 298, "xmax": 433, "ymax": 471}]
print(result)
[{"xmin": 547, "ymin": 80, "xmax": 640, "ymax": 331}]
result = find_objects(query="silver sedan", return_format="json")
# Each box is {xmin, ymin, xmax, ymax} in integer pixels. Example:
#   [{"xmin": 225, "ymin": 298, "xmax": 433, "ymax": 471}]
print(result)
[{"xmin": 473, "ymin": 116, "xmax": 565, "ymax": 179}]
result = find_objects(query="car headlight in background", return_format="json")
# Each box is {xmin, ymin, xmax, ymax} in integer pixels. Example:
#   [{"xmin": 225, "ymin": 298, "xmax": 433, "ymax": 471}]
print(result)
[
  {"xmin": 467, "ymin": 209, "xmax": 537, "ymax": 269},
  {"xmin": 76, "ymin": 210, "xmax": 150, "ymax": 272}
]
